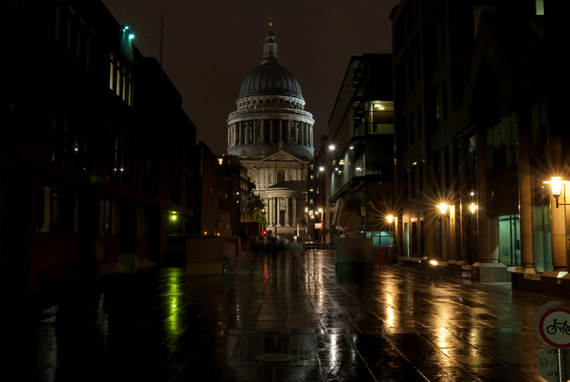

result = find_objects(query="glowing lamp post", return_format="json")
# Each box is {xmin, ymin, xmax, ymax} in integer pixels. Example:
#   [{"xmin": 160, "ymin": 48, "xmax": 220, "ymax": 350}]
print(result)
[{"xmin": 544, "ymin": 177, "xmax": 570, "ymax": 208}]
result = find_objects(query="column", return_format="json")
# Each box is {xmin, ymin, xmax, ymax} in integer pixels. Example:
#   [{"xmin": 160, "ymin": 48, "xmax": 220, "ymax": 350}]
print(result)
[
  {"xmin": 279, "ymin": 121, "xmax": 283, "ymax": 143},
  {"xmin": 549, "ymin": 130, "xmax": 567, "ymax": 271},
  {"xmin": 473, "ymin": 129, "xmax": 507, "ymax": 281},
  {"xmin": 276, "ymin": 197, "xmax": 281, "ymax": 227},
  {"xmin": 265, "ymin": 197, "xmax": 269, "ymax": 226},
  {"xmin": 248, "ymin": 121, "xmax": 252, "ymax": 144},
  {"xmin": 268, "ymin": 198, "xmax": 275, "ymax": 226},
  {"xmin": 292, "ymin": 197, "xmax": 297, "ymax": 224},
  {"xmin": 269, "ymin": 120, "xmax": 273, "ymax": 143},
  {"xmin": 237, "ymin": 122, "xmax": 242, "ymax": 144},
  {"xmin": 284, "ymin": 197, "xmax": 289, "ymax": 226},
  {"xmin": 518, "ymin": 120, "xmax": 534, "ymax": 269}
]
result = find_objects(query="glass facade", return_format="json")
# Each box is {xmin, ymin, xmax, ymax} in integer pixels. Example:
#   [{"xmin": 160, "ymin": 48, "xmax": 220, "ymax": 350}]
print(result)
[
  {"xmin": 498, "ymin": 214, "xmax": 521, "ymax": 266},
  {"xmin": 366, "ymin": 230, "xmax": 395, "ymax": 247}
]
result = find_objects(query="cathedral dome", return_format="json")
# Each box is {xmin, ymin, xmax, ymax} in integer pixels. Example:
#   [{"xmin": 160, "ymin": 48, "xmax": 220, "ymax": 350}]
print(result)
[
  {"xmin": 227, "ymin": 21, "xmax": 314, "ymax": 160},
  {"xmin": 239, "ymin": 63, "xmax": 303, "ymax": 99}
]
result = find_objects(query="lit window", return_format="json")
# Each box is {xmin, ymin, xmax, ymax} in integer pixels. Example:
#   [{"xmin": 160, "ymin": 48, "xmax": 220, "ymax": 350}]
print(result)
[{"xmin": 536, "ymin": 0, "xmax": 544, "ymax": 15}]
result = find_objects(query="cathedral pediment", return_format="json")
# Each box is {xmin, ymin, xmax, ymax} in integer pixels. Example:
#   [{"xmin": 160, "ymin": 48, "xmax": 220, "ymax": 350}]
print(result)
[{"xmin": 261, "ymin": 150, "xmax": 303, "ymax": 162}]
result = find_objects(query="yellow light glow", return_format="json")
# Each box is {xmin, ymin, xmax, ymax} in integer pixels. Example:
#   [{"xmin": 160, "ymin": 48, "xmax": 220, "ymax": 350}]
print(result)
[
  {"xmin": 386, "ymin": 215, "xmax": 394, "ymax": 224},
  {"xmin": 438, "ymin": 203, "xmax": 448, "ymax": 214},
  {"xmin": 429, "ymin": 260, "xmax": 438, "ymax": 266},
  {"xmin": 469, "ymin": 203, "xmax": 478, "ymax": 214},
  {"xmin": 544, "ymin": 176, "xmax": 569, "ymax": 196}
]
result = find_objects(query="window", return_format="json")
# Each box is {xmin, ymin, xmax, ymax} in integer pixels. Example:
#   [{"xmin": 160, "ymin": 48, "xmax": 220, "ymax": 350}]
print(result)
[
  {"xmin": 50, "ymin": 113, "xmax": 88, "ymax": 172},
  {"xmin": 108, "ymin": 53, "xmax": 133, "ymax": 106},
  {"xmin": 137, "ymin": 206, "xmax": 150, "ymax": 238},
  {"xmin": 108, "ymin": 128, "xmax": 131, "ymax": 186},
  {"xmin": 38, "ymin": 186, "xmax": 78, "ymax": 234},
  {"xmin": 485, "ymin": 112, "xmax": 518, "ymax": 169},
  {"xmin": 100, "ymin": 198, "xmax": 120, "ymax": 235},
  {"xmin": 535, "ymin": 0, "xmax": 545, "ymax": 15}
]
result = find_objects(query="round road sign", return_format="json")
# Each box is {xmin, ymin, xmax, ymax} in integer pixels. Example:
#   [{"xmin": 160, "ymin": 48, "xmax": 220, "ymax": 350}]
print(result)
[{"xmin": 539, "ymin": 306, "xmax": 570, "ymax": 348}]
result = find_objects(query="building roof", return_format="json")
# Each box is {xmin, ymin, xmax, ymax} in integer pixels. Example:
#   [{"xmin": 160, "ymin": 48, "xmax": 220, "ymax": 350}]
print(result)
[
  {"xmin": 239, "ymin": 63, "xmax": 303, "ymax": 99},
  {"xmin": 237, "ymin": 21, "xmax": 303, "ymax": 100}
]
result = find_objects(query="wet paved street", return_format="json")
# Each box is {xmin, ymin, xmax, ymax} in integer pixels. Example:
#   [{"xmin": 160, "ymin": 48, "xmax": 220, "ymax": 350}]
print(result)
[{"xmin": 22, "ymin": 248, "xmax": 558, "ymax": 381}]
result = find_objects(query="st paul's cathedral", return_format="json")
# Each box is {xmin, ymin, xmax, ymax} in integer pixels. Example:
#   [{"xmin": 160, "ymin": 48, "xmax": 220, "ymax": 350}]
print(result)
[{"xmin": 227, "ymin": 21, "xmax": 314, "ymax": 236}]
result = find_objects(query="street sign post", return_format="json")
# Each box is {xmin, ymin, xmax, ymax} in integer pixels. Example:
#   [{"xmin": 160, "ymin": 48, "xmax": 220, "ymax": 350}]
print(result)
[
  {"xmin": 538, "ymin": 306, "xmax": 570, "ymax": 348},
  {"xmin": 537, "ymin": 302, "xmax": 570, "ymax": 382}
]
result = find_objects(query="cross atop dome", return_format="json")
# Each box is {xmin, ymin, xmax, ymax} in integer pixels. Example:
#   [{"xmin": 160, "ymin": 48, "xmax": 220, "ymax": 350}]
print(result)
[{"xmin": 262, "ymin": 18, "xmax": 279, "ymax": 65}]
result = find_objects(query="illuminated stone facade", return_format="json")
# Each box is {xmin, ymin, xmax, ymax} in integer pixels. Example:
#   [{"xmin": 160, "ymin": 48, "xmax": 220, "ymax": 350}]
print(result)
[{"xmin": 227, "ymin": 22, "xmax": 314, "ymax": 234}]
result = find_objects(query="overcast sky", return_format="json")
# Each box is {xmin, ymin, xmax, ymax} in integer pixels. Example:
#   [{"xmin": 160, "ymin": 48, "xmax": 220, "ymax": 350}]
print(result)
[{"xmin": 102, "ymin": 0, "xmax": 399, "ymax": 155}]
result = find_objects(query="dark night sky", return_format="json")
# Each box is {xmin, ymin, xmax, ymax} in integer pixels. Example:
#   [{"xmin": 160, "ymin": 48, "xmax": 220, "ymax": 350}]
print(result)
[{"xmin": 101, "ymin": 0, "xmax": 399, "ymax": 155}]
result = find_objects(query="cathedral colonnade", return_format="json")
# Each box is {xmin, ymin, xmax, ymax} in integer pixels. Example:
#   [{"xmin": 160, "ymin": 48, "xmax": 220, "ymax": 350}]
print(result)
[
  {"xmin": 263, "ymin": 195, "xmax": 298, "ymax": 228},
  {"xmin": 228, "ymin": 118, "xmax": 314, "ymax": 147}
]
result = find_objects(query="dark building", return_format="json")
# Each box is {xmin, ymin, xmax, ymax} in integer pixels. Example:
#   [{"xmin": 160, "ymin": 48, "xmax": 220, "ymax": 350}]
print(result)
[
  {"xmin": 217, "ymin": 155, "xmax": 248, "ymax": 237},
  {"xmin": 309, "ymin": 137, "xmax": 333, "ymax": 243},
  {"xmin": 1, "ymin": 0, "xmax": 197, "ymax": 294},
  {"xmin": 391, "ymin": 0, "xmax": 567, "ymax": 289},
  {"xmin": 326, "ymin": 54, "xmax": 395, "ymax": 247},
  {"xmin": 195, "ymin": 142, "xmax": 220, "ymax": 237}
]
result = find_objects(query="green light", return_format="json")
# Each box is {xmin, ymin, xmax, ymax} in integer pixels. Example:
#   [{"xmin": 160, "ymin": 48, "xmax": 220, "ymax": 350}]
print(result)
[
  {"xmin": 128, "ymin": 33, "xmax": 135, "ymax": 40},
  {"xmin": 169, "ymin": 211, "xmax": 179, "ymax": 222}
]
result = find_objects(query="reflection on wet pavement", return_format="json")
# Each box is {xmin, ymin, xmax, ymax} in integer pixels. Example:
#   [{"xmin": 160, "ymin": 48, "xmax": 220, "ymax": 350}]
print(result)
[{"xmin": 23, "ymin": 248, "xmax": 557, "ymax": 381}]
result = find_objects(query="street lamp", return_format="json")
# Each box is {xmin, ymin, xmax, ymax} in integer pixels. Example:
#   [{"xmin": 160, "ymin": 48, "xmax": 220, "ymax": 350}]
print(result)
[
  {"xmin": 469, "ymin": 203, "xmax": 478, "ymax": 214},
  {"xmin": 437, "ymin": 203, "xmax": 449, "ymax": 215},
  {"xmin": 544, "ymin": 177, "xmax": 570, "ymax": 208}
]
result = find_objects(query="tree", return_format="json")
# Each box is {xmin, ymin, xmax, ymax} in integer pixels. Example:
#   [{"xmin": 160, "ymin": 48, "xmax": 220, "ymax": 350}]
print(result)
[
  {"xmin": 251, "ymin": 209, "xmax": 267, "ymax": 225},
  {"xmin": 246, "ymin": 177, "xmax": 266, "ymax": 224}
]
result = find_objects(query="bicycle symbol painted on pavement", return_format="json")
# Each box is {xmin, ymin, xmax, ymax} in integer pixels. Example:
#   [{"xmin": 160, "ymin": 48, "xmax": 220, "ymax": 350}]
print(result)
[{"xmin": 546, "ymin": 319, "xmax": 570, "ymax": 335}]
